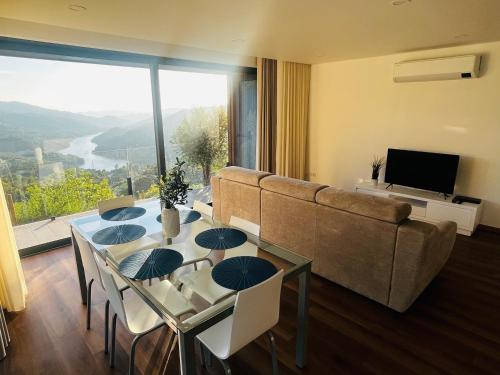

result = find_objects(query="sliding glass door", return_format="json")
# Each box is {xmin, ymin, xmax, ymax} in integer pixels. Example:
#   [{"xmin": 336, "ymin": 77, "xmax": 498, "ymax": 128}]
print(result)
[
  {"xmin": 0, "ymin": 38, "xmax": 257, "ymax": 251},
  {"xmin": 0, "ymin": 56, "xmax": 157, "ymax": 233},
  {"xmin": 158, "ymin": 68, "xmax": 228, "ymax": 188}
]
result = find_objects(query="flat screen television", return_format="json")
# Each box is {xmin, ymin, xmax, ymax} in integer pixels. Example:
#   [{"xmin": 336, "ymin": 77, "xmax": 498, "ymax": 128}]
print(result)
[{"xmin": 384, "ymin": 148, "xmax": 460, "ymax": 195}]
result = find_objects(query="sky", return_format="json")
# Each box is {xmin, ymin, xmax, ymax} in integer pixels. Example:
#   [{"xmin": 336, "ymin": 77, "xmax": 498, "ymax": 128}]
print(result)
[{"xmin": 0, "ymin": 56, "xmax": 227, "ymax": 113}]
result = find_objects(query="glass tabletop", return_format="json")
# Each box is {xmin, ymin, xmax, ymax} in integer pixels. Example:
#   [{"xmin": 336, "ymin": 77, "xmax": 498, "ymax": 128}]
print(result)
[{"xmin": 71, "ymin": 199, "xmax": 311, "ymax": 333}]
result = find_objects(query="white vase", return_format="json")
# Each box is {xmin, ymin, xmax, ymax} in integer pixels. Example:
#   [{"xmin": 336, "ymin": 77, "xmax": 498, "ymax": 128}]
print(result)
[{"xmin": 161, "ymin": 207, "xmax": 180, "ymax": 239}]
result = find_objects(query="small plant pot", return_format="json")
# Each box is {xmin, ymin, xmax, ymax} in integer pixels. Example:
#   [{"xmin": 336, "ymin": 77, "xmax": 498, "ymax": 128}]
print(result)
[
  {"xmin": 371, "ymin": 171, "xmax": 379, "ymax": 186},
  {"xmin": 161, "ymin": 207, "xmax": 180, "ymax": 239}
]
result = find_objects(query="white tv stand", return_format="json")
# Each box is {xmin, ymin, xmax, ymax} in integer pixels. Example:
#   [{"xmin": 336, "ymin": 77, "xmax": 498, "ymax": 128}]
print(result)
[{"xmin": 355, "ymin": 182, "xmax": 483, "ymax": 236}]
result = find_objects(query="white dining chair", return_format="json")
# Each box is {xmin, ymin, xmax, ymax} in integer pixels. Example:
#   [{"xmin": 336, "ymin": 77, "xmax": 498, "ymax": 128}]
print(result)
[
  {"xmin": 190, "ymin": 269, "xmax": 284, "ymax": 375},
  {"xmin": 73, "ymin": 229, "xmax": 128, "ymax": 353},
  {"xmin": 193, "ymin": 200, "xmax": 213, "ymax": 218},
  {"xmin": 98, "ymin": 195, "xmax": 134, "ymax": 215},
  {"xmin": 97, "ymin": 260, "xmax": 196, "ymax": 375},
  {"xmin": 229, "ymin": 216, "xmax": 260, "ymax": 237},
  {"xmin": 0, "ymin": 302, "xmax": 9, "ymax": 360}
]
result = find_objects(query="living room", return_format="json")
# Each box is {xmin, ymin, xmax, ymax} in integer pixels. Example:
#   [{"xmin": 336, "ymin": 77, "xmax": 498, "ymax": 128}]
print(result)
[{"xmin": 0, "ymin": 1, "xmax": 499, "ymax": 375}]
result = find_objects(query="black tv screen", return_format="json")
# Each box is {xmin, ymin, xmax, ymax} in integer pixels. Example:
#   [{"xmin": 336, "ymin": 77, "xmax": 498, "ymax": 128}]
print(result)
[{"xmin": 384, "ymin": 149, "xmax": 459, "ymax": 194}]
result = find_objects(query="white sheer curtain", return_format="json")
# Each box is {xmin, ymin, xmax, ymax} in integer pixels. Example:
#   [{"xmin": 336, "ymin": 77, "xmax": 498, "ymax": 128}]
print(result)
[{"xmin": 0, "ymin": 179, "xmax": 27, "ymax": 312}]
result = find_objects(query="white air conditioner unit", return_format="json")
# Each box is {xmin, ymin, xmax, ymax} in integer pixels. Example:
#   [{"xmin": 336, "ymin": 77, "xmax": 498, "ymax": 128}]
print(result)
[{"xmin": 394, "ymin": 55, "xmax": 481, "ymax": 83}]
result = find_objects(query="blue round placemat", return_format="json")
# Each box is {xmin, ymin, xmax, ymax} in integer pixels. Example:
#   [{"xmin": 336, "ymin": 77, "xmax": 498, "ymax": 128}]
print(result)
[
  {"xmin": 119, "ymin": 248, "xmax": 184, "ymax": 280},
  {"xmin": 101, "ymin": 206, "xmax": 146, "ymax": 221},
  {"xmin": 91, "ymin": 224, "xmax": 146, "ymax": 245},
  {"xmin": 156, "ymin": 209, "xmax": 201, "ymax": 225},
  {"xmin": 211, "ymin": 256, "xmax": 278, "ymax": 291},
  {"xmin": 195, "ymin": 228, "xmax": 247, "ymax": 250}
]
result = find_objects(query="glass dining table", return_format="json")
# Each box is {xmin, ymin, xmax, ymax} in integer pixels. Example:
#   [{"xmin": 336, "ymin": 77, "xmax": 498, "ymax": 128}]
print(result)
[{"xmin": 70, "ymin": 199, "xmax": 311, "ymax": 375}]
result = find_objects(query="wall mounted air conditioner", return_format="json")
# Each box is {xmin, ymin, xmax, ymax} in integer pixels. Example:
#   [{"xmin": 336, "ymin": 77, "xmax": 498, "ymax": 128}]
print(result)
[{"xmin": 394, "ymin": 55, "xmax": 481, "ymax": 83}]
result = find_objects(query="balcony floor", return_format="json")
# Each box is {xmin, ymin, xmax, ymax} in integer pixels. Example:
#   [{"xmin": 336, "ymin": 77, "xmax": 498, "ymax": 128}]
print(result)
[
  {"xmin": 13, "ymin": 187, "xmax": 211, "ymax": 251},
  {"xmin": 2, "ymin": 229, "xmax": 500, "ymax": 374}
]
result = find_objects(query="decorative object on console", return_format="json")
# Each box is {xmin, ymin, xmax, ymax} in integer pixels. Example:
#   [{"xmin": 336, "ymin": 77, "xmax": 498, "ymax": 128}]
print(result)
[
  {"xmin": 371, "ymin": 155, "xmax": 385, "ymax": 186},
  {"xmin": 158, "ymin": 158, "xmax": 190, "ymax": 239},
  {"xmin": 452, "ymin": 195, "xmax": 482, "ymax": 205}
]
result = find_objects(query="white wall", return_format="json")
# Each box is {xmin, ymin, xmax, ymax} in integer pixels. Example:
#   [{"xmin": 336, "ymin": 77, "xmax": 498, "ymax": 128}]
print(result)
[{"xmin": 308, "ymin": 41, "xmax": 500, "ymax": 228}]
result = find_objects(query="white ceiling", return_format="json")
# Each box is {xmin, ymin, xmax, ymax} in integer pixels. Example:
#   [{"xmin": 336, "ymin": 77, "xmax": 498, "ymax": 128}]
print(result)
[{"xmin": 1, "ymin": 0, "xmax": 500, "ymax": 64}]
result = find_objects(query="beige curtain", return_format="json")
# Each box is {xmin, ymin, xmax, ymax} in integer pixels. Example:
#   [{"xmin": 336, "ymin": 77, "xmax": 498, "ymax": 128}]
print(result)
[
  {"xmin": 0, "ymin": 180, "xmax": 27, "ymax": 312},
  {"xmin": 276, "ymin": 61, "xmax": 311, "ymax": 179},
  {"xmin": 227, "ymin": 72, "xmax": 241, "ymax": 166},
  {"xmin": 256, "ymin": 58, "xmax": 277, "ymax": 173}
]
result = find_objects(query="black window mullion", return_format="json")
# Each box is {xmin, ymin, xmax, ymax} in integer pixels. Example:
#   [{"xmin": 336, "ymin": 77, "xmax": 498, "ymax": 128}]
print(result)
[{"xmin": 149, "ymin": 63, "xmax": 167, "ymax": 177}]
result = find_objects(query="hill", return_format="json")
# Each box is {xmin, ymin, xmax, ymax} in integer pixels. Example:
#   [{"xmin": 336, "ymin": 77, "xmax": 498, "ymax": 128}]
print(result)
[{"xmin": 0, "ymin": 101, "xmax": 127, "ymax": 153}]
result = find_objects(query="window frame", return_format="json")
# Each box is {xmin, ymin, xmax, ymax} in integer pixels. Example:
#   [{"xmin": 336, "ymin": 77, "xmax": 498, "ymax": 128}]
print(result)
[{"xmin": 0, "ymin": 36, "xmax": 256, "ymax": 254}]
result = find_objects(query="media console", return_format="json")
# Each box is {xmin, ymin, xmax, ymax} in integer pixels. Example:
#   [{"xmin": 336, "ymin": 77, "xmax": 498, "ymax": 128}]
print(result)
[{"xmin": 355, "ymin": 182, "xmax": 483, "ymax": 236}]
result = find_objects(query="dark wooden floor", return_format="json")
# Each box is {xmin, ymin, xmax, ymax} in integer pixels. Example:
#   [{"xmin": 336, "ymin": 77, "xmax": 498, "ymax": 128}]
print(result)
[{"xmin": 1, "ymin": 229, "xmax": 500, "ymax": 375}]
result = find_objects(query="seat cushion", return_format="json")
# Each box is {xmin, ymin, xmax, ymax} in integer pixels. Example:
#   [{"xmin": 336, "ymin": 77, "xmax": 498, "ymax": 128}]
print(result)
[
  {"xmin": 260, "ymin": 175, "xmax": 327, "ymax": 202},
  {"xmin": 316, "ymin": 187, "xmax": 411, "ymax": 224},
  {"xmin": 218, "ymin": 167, "xmax": 271, "ymax": 187}
]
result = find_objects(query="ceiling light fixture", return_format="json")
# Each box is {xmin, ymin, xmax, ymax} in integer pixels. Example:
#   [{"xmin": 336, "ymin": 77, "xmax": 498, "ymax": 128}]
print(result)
[
  {"xmin": 391, "ymin": 0, "xmax": 411, "ymax": 6},
  {"xmin": 68, "ymin": 4, "xmax": 87, "ymax": 11}
]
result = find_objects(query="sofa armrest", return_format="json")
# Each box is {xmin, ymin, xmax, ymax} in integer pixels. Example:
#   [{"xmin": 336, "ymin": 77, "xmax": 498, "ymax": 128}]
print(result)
[{"xmin": 388, "ymin": 220, "xmax": 457, "ymax": 312}]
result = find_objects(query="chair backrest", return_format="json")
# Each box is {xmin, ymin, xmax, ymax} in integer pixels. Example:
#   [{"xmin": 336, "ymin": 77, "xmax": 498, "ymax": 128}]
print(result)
[
  {"xmin": 98, "ymin": 195, "xmax": 134, "ymax": 215},
  {"xmin": 193, "ymin": 200, "xmax": 213, "ymax": 218},
  {"xmin": 229, "ymin": 216, "xmax": 260, "ymax": 237},
  {"xmin": 96, "ymin": 258, "xmax": 128, "ymax": 326},
  {"xmin": 228, "ymin": 269, "xmax": 284, "ymax": 357},
  {"xmin": 73, "ymin": 229, "xmax": 103, "ymax": 289}
]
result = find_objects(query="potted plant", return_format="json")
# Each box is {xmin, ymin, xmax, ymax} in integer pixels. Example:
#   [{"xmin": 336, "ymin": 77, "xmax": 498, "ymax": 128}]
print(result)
[
  {"xmin": 158, "ymin": 158, "xmax": 190, "ymax": 238},
  {"xmin": 371, "ymin": 156, "xmax": 385, "ymax": 186}
]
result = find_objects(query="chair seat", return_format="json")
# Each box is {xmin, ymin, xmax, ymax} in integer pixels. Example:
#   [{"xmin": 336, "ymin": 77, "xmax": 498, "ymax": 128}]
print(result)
[
  {"xmin": 107, "ymin": 235, "xmax": 161, "ymax": 262},
  {"xmin": 147, "ymin": 279, "xmax": 196, "ymax": 317},
  {"xmin": 124, "ymin": 280, "xmax": 194, "ymax": 335},
  {"xmin": 178, "ymin": 268, "xmax": 234, "ymax": 305},
  {"xmin": 109, "ymin": 267, "xmax": 128, "ymax": 290},
  {"xmin": 166, "ymin": 242, "xmax": 211, "ymax": 265},
  {"xmin": 197, "ymin": 315, "xmax": 234, "ymax": 360},
  {"xmin": 223, "ymin": 242, "xmax": 258, "ymax": 260}
]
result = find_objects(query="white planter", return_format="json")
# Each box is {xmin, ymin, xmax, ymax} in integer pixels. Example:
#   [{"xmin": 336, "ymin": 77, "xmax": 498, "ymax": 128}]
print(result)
[
  {"xmin": 161, "ymin": 207, "xmax": 180, "ymax": 239},
  {"xmin": 371, "ymin": 179, "xmax": 379, "ymax": 186}
]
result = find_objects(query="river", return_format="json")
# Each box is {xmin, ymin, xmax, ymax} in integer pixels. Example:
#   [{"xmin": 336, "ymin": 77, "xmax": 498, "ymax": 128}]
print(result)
[{"xmin": 59, "ymin": 133, "xmax": 127, "ymax": 171}]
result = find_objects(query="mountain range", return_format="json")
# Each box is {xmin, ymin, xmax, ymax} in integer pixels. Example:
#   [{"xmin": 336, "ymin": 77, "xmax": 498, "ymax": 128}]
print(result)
[{"xmin": 0, "ymin": 102, "xmax": 190, "ymax": 164}]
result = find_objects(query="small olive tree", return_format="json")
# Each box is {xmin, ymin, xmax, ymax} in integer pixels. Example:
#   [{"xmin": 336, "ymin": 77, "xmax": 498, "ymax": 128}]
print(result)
[{"xmin": 172, "ymin": 106, "xmax": 228, "ymax": 186}]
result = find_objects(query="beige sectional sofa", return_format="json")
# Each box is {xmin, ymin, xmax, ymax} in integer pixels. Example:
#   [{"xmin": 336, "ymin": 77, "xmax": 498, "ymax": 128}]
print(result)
[{"xmin": 211, "ymin": 166, "xmax": 457, "ymax": 312}]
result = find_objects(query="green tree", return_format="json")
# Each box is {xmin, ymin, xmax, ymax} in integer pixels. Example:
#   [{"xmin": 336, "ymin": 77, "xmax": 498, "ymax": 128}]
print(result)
[
  {"xmin": 172, "ymin": 106, "xmax": 228, "ymax": 186},
  {"xmin": 14, "ymin": 169, "xmax": 114, "ymax": 223}
]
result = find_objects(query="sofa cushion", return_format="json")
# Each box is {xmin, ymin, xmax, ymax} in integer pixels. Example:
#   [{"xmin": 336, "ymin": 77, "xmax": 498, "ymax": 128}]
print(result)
[
  {"xmin": 260, "ymin": 190, "xmax": 317, "ymax": 259},
  {"xmin": 219, "ymin": 179, "xmax": 261, "ymax": 225},
  {"xmin": 218, "ymin": 166, "xmax": 271, "ymax": 187},
  {"xmin": 260, "ymin": 175, "xmax": 327, "ymax": 202},
  {"xmin": 316, "ymin": 187, "xmax": 411, "ymax": 224}
]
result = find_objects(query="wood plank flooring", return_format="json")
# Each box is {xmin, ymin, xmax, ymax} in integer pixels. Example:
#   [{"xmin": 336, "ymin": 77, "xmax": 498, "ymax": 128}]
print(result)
[{"xmin": 1, "ymin": 229, "xmax": 500, "ymax": 374}]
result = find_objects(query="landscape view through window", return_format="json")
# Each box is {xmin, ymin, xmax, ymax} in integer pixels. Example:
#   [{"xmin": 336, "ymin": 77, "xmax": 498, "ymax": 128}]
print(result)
[{"xmin": 0, "ymin": 56, "xmax": 228, "ymax": 229}]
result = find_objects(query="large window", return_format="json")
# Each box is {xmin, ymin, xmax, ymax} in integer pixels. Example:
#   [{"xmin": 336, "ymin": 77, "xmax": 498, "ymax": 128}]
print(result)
[
  {"xmin": 0, "ymin": 39, "xmax": 257, "ymax": 251},
  {"xmin": 159, "ymin": 69, "xmax": 228, "ymax": 188},
  {"xmin": 0, "ymin": 56, "xmax": 157, "ymax": 227}
]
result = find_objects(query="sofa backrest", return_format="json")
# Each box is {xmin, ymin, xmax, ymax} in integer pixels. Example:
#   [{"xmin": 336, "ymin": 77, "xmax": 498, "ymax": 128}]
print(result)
[
  {"xmin": 313, "ymin": 187, "xmax": 411, "ymax": 304},
  {"xmin": 259, "ymin": 175, "xmax": 327, "ymax": 259},
  {"xmin": 211, "ymin": 166, "xmax": 271, "ymax": 225}
]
